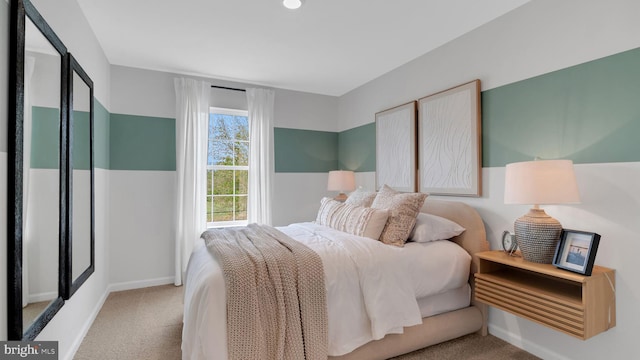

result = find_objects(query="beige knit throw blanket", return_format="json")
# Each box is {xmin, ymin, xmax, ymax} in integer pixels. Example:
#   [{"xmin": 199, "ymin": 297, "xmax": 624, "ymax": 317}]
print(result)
[{"xmin": 202, "ymin": 224, "xmax": 328, "ymax": 360}]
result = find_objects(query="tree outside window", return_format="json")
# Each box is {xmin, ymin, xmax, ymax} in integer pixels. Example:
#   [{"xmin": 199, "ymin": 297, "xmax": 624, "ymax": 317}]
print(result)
[{"xmin": 207, "ymin": 108, "xmax": 249, "ymax": 226}]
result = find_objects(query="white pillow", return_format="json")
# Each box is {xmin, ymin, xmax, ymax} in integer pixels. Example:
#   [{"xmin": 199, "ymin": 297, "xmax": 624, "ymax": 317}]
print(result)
[
  {"xmin": 345, "ymin": 188, "xmax": 377, "ymax": 207},
  {"xmin": 316, "ymin": 197, "xmax": 390, "ymax": 240},
  {"xmin": 409, "ymin": 213, "xmax": 465, "ymax": 243}
]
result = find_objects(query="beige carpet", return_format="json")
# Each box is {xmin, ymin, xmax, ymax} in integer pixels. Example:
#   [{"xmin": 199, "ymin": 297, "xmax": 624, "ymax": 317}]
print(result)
[
  {"xmin": 74, "ymin": 285, "xmax": 183, "ymax": 360},
  {"xmin": 23, "ymin": 300, "xmax": 51, "ymax": 330},
  {"xmin": 75, "ymin": 284, "xmax": 539, "ymax": 360},
  {"xmin": 388, "ymin": 332, "xmax": 539, "ymax": 360}
]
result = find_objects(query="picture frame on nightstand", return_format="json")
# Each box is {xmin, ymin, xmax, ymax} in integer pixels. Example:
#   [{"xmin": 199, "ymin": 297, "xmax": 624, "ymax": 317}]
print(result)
[{"xmin": 553, "ymin": 229, "xmax": 601, "ymax": 276}]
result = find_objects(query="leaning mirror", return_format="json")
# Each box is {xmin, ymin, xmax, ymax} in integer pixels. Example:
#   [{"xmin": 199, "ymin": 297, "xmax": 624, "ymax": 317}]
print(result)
[
  {"xmin": 63, "ymin": 54, "xmax": 95, "ymax": 299},
  {"xmin": 8, "ymin": 0, "xmax": 68, "ymax": 340}
]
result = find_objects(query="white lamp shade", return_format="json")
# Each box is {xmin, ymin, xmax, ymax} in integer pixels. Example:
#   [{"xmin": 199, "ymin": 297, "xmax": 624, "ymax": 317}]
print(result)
[
  {"xmin": 327, "ymin": 170, "xmax": 356, "ymax": 192},
  {"xmin": 504, "ymin": 159, "xmax": 580, "ymax": 205}
]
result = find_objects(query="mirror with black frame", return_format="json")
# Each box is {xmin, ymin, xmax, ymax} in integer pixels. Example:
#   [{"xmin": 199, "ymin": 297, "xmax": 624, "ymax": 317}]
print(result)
[
  {"xmin": 8, "ymin": 0, "xmax": 68, "ymax": 340},
  {"xmin": 63, "ymin": 54, "xmax": 95, "ymax": 299}
]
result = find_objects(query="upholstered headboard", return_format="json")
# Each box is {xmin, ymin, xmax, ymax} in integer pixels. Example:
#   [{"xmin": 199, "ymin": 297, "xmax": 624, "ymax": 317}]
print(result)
[{"xmin": 420, "ymin": 199, "xmax": 489, "ymax": 275}]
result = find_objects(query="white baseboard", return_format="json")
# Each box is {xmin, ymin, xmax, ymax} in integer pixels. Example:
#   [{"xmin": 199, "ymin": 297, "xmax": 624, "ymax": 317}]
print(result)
[
  {"xmin": 108, "ymin": 276, "xmax": 175, "ymax": 292},
  {"xmin": 63, "ymin": 276, "xmax": 176, "ymax": 360},
  {"xmin": 63, "ymin": 288, "xmax": 111, "ymax": 360},
  {"xmin": 488, "ymin": 324, "xmax": 567, "ymax": 360}
]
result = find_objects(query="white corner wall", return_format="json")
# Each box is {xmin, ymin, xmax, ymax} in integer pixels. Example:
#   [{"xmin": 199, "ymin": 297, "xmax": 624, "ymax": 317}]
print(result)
[
  {"xmin": 1, "ymin": 2, "xmax": 112, "ymax": 360},
  {"xmin": 108, "ymin": 65, "xmax": 338, "ymax": 290},
  {"xmin": 339, "ymin": 0, "xmax": 640, "ymax": 131},
  {"xmin": 29, "ymin": 0, "xmax": 111, "ymax": 108},
  {"xmin": 30, "ymin": 0, "xmax": 113, "ymax": 355},
  {"xmin": 338, "ymin": 1, "xmax": 640, "ymax": 359}
]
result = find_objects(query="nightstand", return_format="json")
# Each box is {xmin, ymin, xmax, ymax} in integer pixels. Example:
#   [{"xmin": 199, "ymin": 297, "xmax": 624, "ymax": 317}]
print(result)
[{"xmin": 474, "ymin": 251, "xmax": 616, "ymax": 340}]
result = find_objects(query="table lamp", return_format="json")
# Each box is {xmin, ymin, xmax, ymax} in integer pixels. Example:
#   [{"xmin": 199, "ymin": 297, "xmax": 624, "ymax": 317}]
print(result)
[
  {"xmin": 504, "ymin": 159, "xmax": 580, "ymax": 263},
  {"xmin": 327, "ymin": 170, "xmax": 356, "ymax": 202}
]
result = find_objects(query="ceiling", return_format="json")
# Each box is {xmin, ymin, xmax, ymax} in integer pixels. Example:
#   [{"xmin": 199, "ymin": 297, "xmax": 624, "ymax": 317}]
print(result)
[{"xmin": 76, "ymin": 0, "xmax": 530, "ymax": 96}]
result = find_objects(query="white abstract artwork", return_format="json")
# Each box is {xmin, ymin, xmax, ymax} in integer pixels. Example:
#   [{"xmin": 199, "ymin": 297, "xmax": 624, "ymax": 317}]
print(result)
[
  {"xmin": 375, "ymin": 102, "xmax": 416, "ymax": 192},
  {"xmin": 418, "ymin": 80, "xmax": 481, "ymax": 196}
]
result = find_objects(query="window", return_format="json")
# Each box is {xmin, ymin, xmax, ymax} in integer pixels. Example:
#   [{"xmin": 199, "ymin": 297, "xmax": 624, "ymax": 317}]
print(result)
[{"xmin": 207, "ymin": 107, "xmax": 249, "ymax": 227}]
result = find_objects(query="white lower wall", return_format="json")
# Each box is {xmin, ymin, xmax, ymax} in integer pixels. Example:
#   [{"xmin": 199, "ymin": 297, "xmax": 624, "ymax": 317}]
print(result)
[
  {"xmin": 108, "ymin": 170, "xmax": 176, "ymax": 288},
  {"xmin": 357, "ymin": 163, "xmax": 640, "ymax": 359},
  {"xmin": 25, "ymin": 169, "xmax": 60, "ymax": 302},
  {"xmin": 105, "ymin": 171, "xmax": 333, "ymax": 288},
  {"xmin": 272, "ymin": 173, "xmax": 335, "ymax": 226},
  {"xmin": 36, "ymin": 168, "xmax": 111, "ymax": 360},
  {"xmin": 353, "ymin": 172, "xmax": 376, "ymax": 192},
  {"xmin": 478, "ymin": 163, "xmax": 639, "ymax": 360},
  {"xmin": 5, "ymin": 136, "xmax": 634, "ymax": 360}
]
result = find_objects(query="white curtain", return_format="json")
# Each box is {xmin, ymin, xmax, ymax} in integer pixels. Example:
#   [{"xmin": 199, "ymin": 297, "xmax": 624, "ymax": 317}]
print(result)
[
  {"xmin": 246, "ymin": 88, "xmax": 275, "ymax": 225},
  {"xmin": 23, "ymin": 56, "xmax": 36, "ymax": 307},
  {"xmin": 174, "ymin": 78, "xmax": 209, "ymax": 286}
]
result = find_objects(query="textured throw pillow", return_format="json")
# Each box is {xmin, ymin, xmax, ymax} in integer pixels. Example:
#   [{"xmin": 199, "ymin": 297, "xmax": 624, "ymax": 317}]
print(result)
[
  {"xmin": 371, "ymin": 185, "xmax": 428, "ymax": 247},
  {"xmin": 316, "ymin": 197, "xmax": 389, "ymax": 240},
  {"xmin": 345, "ymin": 188, "xmax": 377, "ymax": 207},
  {"xmin": 409, "ymin": 213, "xmax": 466, "ymax": 243}
]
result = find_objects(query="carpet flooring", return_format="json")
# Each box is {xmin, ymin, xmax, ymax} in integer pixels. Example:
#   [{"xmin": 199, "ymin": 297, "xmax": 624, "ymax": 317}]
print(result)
[
  {"xmin": 23, "ymin": 300, "xmax": 50, "ymax": 330},
  {"xmin": 74, "ymin": 284, "xmax": 539, "ymax": 360}
]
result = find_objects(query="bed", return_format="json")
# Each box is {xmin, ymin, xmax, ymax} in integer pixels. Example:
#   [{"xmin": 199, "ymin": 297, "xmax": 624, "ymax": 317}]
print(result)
[{"xmin": 182, "ymin": 197, "xmax": 489, "ymax": 360}]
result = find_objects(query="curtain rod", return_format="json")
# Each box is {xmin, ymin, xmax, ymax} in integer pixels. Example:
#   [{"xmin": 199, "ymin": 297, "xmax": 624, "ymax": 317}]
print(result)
[{"xmin": 211, "ymin": 85, "xmax": 246, "ymax": 92}]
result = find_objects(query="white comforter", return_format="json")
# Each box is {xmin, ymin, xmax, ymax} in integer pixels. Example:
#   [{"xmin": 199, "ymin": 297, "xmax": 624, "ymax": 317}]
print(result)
[{"xmin": 182, "ymin": 222, "xmax": 470, "ymax": 359}]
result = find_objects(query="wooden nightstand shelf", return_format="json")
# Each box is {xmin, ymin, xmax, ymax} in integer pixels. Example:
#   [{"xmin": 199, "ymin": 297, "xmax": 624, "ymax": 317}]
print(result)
[{"xmin": 474, "ymin": 251, "xmax": 616, "ymax": 340}]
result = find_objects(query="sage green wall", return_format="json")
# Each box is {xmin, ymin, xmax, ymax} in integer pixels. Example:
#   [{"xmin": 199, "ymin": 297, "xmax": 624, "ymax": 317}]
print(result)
[
  {"xmin": 72, "ymin": 110, "xmax": 91, "ymax": 170},
  {"xmin": 338, "ymin": 123, "xmax": 375, "ymax": 172},
  {"xmin": 94, "ymin": 100, "xmax": 110, "ymax": 169},
  {"xmin": 483, "ymin": 47, "xmax": 640, "ymax": 167},
  {"xmin": 33, "ymin": 104, "xmax": 346, "ymax": 173},
  {"xmin": 274, "ymin": 127, "xmax": 338, "ymax": 172},
  {"xmin": 338, "ymin": 47, "xmax": 640, "ymax": 170},
  {"xmin": 31, "ymin": 106, "xmax": 60, "ymax": 169},
  {"xmin": 34, "ymin": 47, "xmax": 640, "ymax": 173},
  {"xmin": 31, "ymin": 100, "xmax": 111, "ymax": 170},
  {"xmin": 31, "ymin": 107, "xmax": 92, "ymax": 170},
  {"xmin": 272, "ymin": 124, "xmax": 376, "ymax": 173},
  {"xmin": 109, "ymin": 113, "xmax": 176, "ymax": 171}
]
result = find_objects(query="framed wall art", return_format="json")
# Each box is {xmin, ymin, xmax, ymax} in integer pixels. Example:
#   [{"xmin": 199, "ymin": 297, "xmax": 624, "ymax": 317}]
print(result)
[
  {"xmin": 375, "ymin": 101, "xmax": 417, "ymax": 192},
  {"xmin": 553, "ymin": 229, "xmax": 601, "ymax": 276},
  {"xmin": 418, "ymin": 80, "xmax": 481, "ymax": 196}
]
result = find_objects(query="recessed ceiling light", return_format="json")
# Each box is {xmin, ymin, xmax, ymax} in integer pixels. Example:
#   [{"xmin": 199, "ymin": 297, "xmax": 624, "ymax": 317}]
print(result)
[{"xmin": 283, "ymin": 0, "xmax": 302, "ymax": 10}]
